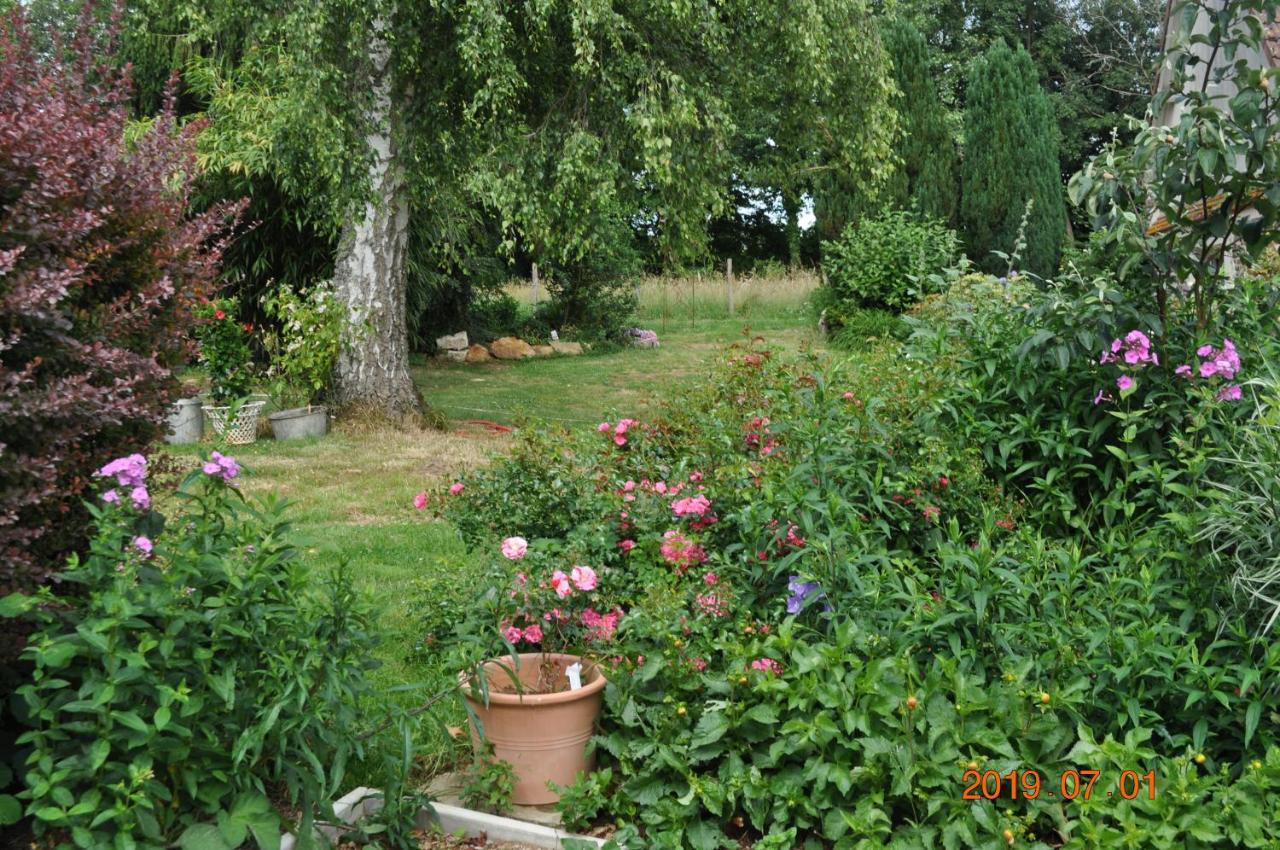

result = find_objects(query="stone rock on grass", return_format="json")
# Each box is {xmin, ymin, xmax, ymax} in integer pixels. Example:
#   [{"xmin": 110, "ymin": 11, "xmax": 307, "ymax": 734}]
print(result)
[
  {"xmin": 436, "ymin": 331, "xmax": 469, "ymax": 351},
  {"xmin": 489, "ymin": 337, "xmax": 536, "ymax": 360},
  {"xmin": 440, "ymin": 349, "xmax": 467, "ymax": 363},
  {"xmin": 532, "ymin": 345, "xmax": 554, "ymax": 357},
  {"xmin": 549, "ymin": 341, "xmax": 583, "ymax": 355},
  {"xmin": 465, "ymin": 344, "xmax": 491, "ymax": 363}
]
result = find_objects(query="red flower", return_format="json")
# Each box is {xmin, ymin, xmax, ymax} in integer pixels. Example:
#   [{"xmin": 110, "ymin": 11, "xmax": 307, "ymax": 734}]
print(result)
[
  {"xmin": 214, "ymin": 309, "xmax": 226, "ymax": 320},
  {"xmin": 243, "ymin": 323, "xmax": 253, "ymax": 333}
]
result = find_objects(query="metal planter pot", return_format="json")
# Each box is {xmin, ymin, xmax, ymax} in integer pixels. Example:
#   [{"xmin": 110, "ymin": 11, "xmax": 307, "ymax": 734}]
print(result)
[{"xmin": 268, "ymin": 405, "xmax": 329, "ymax": 440}]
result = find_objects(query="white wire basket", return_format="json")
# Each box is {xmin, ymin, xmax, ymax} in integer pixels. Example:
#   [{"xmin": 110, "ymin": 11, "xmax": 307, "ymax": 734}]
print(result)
[{"xmin": 202, "ymin": 400, "xmax": 266, "ymax": 445}]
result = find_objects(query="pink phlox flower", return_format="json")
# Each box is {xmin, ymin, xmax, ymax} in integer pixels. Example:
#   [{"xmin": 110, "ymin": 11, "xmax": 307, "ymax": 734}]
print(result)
[
  {"xmin": 1117, "ymin": 375, "xmax": 1133, "ymax": 392},
  {"xmin": 1217, "ymin": 384, "xmax": 1243, "ymax": 401},
  {"xmin": 132, "ymin": 536, "xmax": 152, "ymax": 555},
  {"xmin": 1175, "ymin": 364, "xmax": 1192, "ymax": 378},
  {"xmin": 130, "ymin": 487, "xmax": 150, "ymax": 510},
  {"xmin": 102, "ymin": 489, "xmax": 119, "ymax": 504},
  {"xmin": 98, "ymin": 454, "xmax": 147, "ymax": 488}
]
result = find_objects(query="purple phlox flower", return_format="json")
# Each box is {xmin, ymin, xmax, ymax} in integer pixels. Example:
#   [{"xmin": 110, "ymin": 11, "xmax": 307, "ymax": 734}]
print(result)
[
  {"xmin": 1194, "ymin": 339, "xmax": 1241, "ymax": 381},
  {"xmin": 102, "ymin": 489, "xmax": 119, "ymax": 504},
  {"xmin": 786, "ymin": 575, "xmax": 825, "ymax": 615},
  {"xmin": 97, "ymin": 453, "xmax": 147, "ymax": 488},
  {"xmin": 1117, "ymin": 374, "xmax": 1133, "ymax": 392},
  {"xmin": 132, "ymin": 536, "xmax": 152, "ymax": 555},
  {"xmin": 203, "ymin": 451, "xmax": 241, "ymax": 482},
  {"xmin": 1093, "ymin": 389, "xmax": 1112, "ymax": 406},
  {"xmin": 1105, "ymin": 330, "xmax": 1157, "ymax": 369},
  {"xmin": 1175, "ymin": 364, "xmax": 1192, "ymax": 378},
  {"xmin": 130, "ymin": 486, "xmax": 150, "ymax": 510}
]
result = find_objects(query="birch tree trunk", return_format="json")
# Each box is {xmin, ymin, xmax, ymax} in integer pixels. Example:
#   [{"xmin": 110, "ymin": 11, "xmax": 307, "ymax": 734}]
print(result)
[{"xmin": 332, "ymin": 16, "xmax": 419, "ymax": 417}]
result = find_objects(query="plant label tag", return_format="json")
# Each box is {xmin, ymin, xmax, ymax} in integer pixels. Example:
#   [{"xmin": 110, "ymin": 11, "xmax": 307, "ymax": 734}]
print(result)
[{"xmin": 566, "ymin": 662, "xmax": 583, "ymax": 690}]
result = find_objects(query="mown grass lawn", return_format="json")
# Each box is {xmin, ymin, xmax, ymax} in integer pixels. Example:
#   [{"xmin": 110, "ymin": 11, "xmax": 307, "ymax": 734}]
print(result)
[{"xmin": 165, "ymin": 312, "xmax": 820, "ymax": 778}]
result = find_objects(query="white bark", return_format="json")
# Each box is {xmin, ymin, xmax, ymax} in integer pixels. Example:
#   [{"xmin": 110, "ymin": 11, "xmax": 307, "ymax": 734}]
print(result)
[{"xmin": 332, "ymin": 16, "xmax": 419, "ymax": 417}]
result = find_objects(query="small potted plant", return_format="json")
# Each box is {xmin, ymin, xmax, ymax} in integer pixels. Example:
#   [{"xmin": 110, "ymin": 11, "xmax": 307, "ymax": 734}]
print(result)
[
  {"xmin": 262, "ymin": 283, "xmax": 343, "ymax": 440},
  {"xmin": 458, "ymin": 536, "xmax": 615, "ymax": 805},
  {"xmin": 195, "ymin": 298, "xmax": 263, "ymax": 444}
]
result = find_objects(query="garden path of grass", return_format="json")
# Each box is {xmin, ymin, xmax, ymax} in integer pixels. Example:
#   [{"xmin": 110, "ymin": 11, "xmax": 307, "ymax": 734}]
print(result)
[{"xmin": 168, "ymin": 317, "xmax": 818, "ymax": 777}]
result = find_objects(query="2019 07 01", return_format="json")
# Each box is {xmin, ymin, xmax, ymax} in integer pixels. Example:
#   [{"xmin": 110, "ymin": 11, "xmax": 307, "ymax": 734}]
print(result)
[{"xmin": 960, "ymin": 768, "xmax": 1157, "ymax": 801}]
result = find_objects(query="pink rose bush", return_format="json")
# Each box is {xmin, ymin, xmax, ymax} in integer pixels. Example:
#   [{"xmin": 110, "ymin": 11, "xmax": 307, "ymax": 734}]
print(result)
[{"xmin": 492, "ymin": 537, "xmax": 619, "ymax": 654}]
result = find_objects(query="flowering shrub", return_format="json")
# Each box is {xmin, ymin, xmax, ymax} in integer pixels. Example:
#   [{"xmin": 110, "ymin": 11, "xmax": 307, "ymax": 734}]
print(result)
[
  {"xmin": 262, "ymin": 282, "xmax": 346, "ymax": 407},
  {"xmin": 195, "ymin": 297, "xmax": 256, "ymax": 402},
  {"xmin": 0, "ymin": 9, "xmax": 240, "ymax": 599},
  {"xmin": 441, "ymin": 321, "xmax": 1280, "ymax": 846},
  {"xmin": 3, "ymin": 453, "xmax": 398, "ymax": 848}
]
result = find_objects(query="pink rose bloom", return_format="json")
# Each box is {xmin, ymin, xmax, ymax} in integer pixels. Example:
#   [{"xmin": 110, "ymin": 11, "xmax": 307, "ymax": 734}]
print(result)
[
  {"xmin": 750, "ymin": 658, "xmax": 783, "ymax": 675},
  {"xmin": 613, "ymin": 434, "xmax": 627, "ymax": 446},
  {"xmin": 623, "ymin": 480, "xmax": 636, "ymax": 492},
  {"xmin": 130, "ymin": 487, "xmax": 151, "ymax": 510},
  {"xmin": 503, "ymin": 626, "xmax": 523, "ymax": 644},
  {"xmin": 689, "ymin": 472, "xmax": 703, "ymax": 482},
  {"xmin": 690, "ymin": 657, "xmax": 707, "ymax": 671},
  {"xmin": 597, "ymin": 422, "xmax": 611, "ymax": 433},
  {"xmin": 449, "ymin": 482, "xmax": 465, "ymax": 495},
  {"xmin": 551, "ymin": 570, "xmax": 573, "ymax": 598},
  {"xmin": 672, "ymin": 494, "xmax": 712, "ymax": 517},
  {"xmin": 570, "ymin": 565, "xmax": 598, "ymax": 591},
  {"xmin": 102, "ymin": 489, "xmax": 119, "ymax": 504},
  {"xmin": 654, "ymin": 481, "xmax": 667, "ymax": 494},
  {"xmin": 133, "ymin": 536, "xmax": 152, "ymax": 555},
  {"xmin": 1116, "ymin": 375, "xmax": 1133, "ymax": 391},
  {"xmin": 413, "ymin": 492, "xmax": 428, "ymax": 510},
  {"xmin": 842, "ymin": 391, "xmax": 855, "ymax": 400},
  {"xmin": 501, "ymin": 536, "xmax": 528, "ymax": 560},
  {"xmin": 703, "ymin": 571, "xmax": 719, "ymax": 585},
  {"xmin": 521, "ymin": 624, "xmax": 543, "ymax": 644},
  {"xmin": 618, "ymin": 539, "xmax": 635, "ymax": 552}
]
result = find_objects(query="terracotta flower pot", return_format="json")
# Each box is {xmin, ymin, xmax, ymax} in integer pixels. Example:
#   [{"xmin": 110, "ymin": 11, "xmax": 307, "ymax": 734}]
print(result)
[{"xmin": 459, "ymin": 652, "xmax": 606, "ymax": 805}]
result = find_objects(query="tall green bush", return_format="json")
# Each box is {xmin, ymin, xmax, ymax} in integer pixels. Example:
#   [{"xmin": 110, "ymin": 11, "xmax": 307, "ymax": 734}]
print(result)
[
  {"xmin": 821, "ymin": 211, "xmax": 960, "ymax": 315},
  {"xmin": 881, "ymin": 17, "xmax": 958, "ymax": 224},
  {"xmin": 961, "ymin": 40, "xmax": 1068, "ymax": 277}
]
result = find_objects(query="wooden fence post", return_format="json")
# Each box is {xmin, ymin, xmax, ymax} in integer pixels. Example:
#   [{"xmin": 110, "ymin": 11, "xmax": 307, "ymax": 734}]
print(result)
[
  {"xmin": 531, "ymin": 262, "xmax": 540, "ymax": 307},
  {"xmin": 726, "ymin": 258, "xmax": 735, "ymax": 316}
]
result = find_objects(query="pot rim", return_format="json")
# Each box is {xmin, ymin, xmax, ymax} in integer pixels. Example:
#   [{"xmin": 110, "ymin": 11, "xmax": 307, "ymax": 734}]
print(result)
[
  {"xmin": 268, "ymin": 405, "xmax": 329, "ymax": 422},
  {"xmin": 459, "ymin": 651, "xmax": 607, "ymax": 707}
]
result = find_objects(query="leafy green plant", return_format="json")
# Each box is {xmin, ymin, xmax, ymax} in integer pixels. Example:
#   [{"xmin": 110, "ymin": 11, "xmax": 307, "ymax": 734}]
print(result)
[
  {"xmin": 6, "ymin": 452, "xmax": 391, "ymax": 849},
  {"xmin": 821, "ymin": 211, "xmax": 959, "ymax": 314},
  {"xmin": 262, "ymin": 282, "xmax": 346, "ymax": 407},
  {"xmin": 1070, "ymin": 0, "xmax": 1280, "ymax": 330},
  {"xmin": 460, "ymin": 750, "xmax": 517, "ymax": 815},
  {"xmin": 195, "ymin": 297, "xmax": 256, "ymax": 402},
  {"xmin": 551, "ymin": 767, "xmax": 613, "ymax": 832}
]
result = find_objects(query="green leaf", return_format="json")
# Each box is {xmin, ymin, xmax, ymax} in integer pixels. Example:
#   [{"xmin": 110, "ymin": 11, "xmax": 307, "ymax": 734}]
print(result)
[
  {"xmin": 111, "ymin": 711, "xmax": 149, "ymax": 733},
  {"xmin": 1245, "ymin": 701, "xmax": 1261, "ymax": 747},
  {"xmin": 0, "ymin": 795, "xmax": 22, "ymax": 826},
  {"xmin": 0, "ymin": 593, "xmax": 34, "ymax": 618},
  {"xmin": 690, "ymin": 710, "xmax": 729, "ymax": 748},
  {"xmin": 154, "ymin": 706, "xmax": 171, "ymax": 731},
  {"xmin": 179, "ymin": 823, "xmax": 233, "ymax": 850}
]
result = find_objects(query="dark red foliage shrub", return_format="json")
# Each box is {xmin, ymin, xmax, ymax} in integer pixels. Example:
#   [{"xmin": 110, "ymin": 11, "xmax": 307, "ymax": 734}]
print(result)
[{"xmin": 0, "ymin": 8, "xmax": 241, "ymax": 605}]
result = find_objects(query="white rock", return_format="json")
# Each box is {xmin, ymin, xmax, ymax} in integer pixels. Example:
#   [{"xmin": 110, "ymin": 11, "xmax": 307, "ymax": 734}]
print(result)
[{"xmin": 436, "ymin": 331, "xmax": 469, "ymax": 351}]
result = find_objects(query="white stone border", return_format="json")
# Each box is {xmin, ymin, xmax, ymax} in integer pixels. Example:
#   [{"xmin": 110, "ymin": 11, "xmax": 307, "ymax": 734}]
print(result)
[{"xmin": 281, "ymin": 787, "xmax": 607, "ymax": 850}]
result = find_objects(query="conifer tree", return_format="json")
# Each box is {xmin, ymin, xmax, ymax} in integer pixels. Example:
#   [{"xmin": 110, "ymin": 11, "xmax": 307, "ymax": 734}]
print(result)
[
  {"xmin": 961, "ymin": 39, "xmax": 1068, "ymax": 276},
  {"xmin": 882, "ymin": 17, "xmax": 958, "ymax": 225}
]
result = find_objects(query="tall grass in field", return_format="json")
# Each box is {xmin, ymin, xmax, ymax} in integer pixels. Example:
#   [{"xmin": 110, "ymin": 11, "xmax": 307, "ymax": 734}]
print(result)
[{"xmin": 502, "ymin": 268, "xmax": 820, "ymax": 327}]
